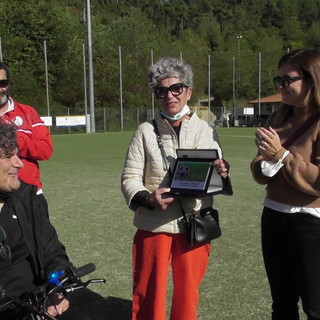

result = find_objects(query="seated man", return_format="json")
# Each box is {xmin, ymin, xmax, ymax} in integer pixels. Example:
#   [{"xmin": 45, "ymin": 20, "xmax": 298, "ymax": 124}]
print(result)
[{"xmin": 0, "ymin": 120, "xmax": 85, "ymax": 319}]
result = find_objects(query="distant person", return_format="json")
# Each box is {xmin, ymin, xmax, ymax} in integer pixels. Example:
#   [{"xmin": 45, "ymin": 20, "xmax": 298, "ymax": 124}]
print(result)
[
  {"xmin": 251, "ymin": 49, "xmax": 320, "ymax": 320},
  {"xmin": 0, "ymin": 62, "xmax": 53, "ymax": 194},
  {"xmin": 121, "ymin": 57, "xmax": 231, "ymax": 320}
]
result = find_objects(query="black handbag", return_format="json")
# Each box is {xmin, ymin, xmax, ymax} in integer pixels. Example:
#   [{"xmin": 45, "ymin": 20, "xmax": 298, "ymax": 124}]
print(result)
[{"xmin": 184, "ymin": 206, "xmax": 222, "ymax": 246}]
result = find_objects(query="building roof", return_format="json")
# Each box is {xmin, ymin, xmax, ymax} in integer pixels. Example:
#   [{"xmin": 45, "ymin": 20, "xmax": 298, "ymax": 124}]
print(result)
[{"xmin": 249, "ymin": 93, "xmax": 282, "ymax": 104}]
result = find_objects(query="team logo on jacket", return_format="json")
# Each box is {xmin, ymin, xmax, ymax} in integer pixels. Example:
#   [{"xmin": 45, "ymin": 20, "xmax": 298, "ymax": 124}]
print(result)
[{"xmin": 13, "ymin": 116, "xmax": 23, "ymax": 126}]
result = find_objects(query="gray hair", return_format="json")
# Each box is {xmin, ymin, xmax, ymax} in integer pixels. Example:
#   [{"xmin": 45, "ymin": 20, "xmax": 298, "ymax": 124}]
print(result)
[{"xmin": 148, "ymin": 57, "xmax": 193, "ymax": 89}]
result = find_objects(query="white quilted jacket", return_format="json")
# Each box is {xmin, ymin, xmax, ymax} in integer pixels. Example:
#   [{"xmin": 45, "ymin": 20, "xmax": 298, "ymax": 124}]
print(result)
[{"xmin": 121, "ymin": 112, "xmax": 222, "ymax": 233}]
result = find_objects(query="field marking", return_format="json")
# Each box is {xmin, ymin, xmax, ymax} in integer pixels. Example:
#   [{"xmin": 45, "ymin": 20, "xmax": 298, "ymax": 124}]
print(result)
[{"xmin": 219, "ymin": 135, "xmax": 254, "ymax": 138}]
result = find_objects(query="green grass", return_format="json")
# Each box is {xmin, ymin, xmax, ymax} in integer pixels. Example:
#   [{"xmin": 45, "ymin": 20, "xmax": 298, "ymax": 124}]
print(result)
[{"xmin": 40, "ymin": 128, "xmax": 306, "ymax": 320}]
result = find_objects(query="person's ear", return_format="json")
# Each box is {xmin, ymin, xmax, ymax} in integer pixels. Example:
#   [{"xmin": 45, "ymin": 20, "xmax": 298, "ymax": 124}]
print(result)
[{"xmin": 187, "ymin": 87, "xmax": 192, "ymax": 100}]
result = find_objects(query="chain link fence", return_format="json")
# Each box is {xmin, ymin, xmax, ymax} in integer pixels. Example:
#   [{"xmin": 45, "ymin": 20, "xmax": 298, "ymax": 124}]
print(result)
[{"xmin": 46, "ymin": 106, "xmax": 156, "ymax": 134}]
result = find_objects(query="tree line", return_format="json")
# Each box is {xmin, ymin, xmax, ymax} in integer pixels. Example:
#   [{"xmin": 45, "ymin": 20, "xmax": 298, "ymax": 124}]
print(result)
[{"xmin": 0, "ymin": 0, "xmax": 319, "ymax": 131}]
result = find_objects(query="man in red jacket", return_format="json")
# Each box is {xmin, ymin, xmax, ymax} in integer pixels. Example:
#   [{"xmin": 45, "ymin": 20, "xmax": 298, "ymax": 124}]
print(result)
[{"xmin": 0, "ymin": 62, "xmax": 53, "ymax": 194}]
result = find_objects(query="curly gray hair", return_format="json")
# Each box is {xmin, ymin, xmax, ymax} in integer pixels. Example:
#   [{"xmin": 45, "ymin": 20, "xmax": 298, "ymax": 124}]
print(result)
[{"xmin": 148, "ymin": 57, "xmax": 193, "ymax": 89}]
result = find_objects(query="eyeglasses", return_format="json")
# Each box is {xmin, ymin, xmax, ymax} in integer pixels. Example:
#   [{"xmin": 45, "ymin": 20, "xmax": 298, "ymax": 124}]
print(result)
[
  {"xmin": 0, "ymin": 79, "xmax": 9, "ymax": 88},
  {"xmin": 154, "ymin": 83, "xmax": 187, "ymax": 99},
  {"xmin": 273, "ymin": 75, "xmax": 304, "ymax": 89},
  {"xmin": 0, "ymin": 225, "xmax": 11, "ymax": 261}
]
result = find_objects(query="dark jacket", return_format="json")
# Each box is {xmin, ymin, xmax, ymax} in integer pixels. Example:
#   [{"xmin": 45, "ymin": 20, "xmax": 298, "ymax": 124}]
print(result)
[{"xmin": 0, "ymin": 181, "xmax": 71, "ymax": 298}]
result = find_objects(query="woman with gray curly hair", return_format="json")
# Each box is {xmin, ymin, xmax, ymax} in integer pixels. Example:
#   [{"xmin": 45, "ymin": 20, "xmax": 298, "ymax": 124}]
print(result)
[{"xmin": 121, "ymin": 57, "xmax": 230, "ymax": 320}]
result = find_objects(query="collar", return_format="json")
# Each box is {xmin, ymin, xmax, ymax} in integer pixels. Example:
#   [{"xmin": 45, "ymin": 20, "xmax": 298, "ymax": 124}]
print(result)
[
  {"xmin": 0, "ymin": 190, "xmax": 12, "ymax": 202},
  {"xmin": 160, "ymin": 105, "xmax": 190, "ymax": 121},
  {"xmin": 6, "ymin": 97, "xmax": 14, "ymax": 113},
  {"xmin": 0, "ymin": 97, "xmax": 14, "ymax": 116}
]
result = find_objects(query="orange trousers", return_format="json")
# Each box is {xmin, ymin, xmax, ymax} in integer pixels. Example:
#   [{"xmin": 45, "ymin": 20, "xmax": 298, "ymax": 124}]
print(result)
[{"xmin": 132, "ymin": 230, "xmax": 211, "ymax": 320}]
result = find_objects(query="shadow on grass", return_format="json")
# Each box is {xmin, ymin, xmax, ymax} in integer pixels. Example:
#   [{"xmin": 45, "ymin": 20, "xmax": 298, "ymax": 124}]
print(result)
[{"xmin": 69, "ymin": 288, "xmax": 131, "ymax": 320}]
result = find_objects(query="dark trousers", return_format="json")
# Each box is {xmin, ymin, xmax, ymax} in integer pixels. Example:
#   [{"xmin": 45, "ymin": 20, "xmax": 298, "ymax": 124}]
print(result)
[{"xmin": 261, "ymin": 207, "xmax": 320, "ymax": 320}]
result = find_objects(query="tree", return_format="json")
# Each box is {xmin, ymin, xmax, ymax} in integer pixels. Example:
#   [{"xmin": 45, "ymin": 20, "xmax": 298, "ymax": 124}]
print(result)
[
  {"xmin": 305, "ymin": 22, "xmax": 320, "ymax": 50},
  {"xmin": 0, "ymin": 0, "xmax": 318, "ymax": 130},
  {"xmin": 0, "ymin": 0, "xmax": 84, "ymax": 114}
]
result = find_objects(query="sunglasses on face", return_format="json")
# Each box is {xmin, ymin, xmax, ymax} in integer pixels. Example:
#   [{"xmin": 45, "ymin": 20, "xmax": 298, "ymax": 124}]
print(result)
[
  {"xmin": 0, "ymin": 79, "xmax": 9, "ymax": 88},
  {"xmin": 273, "ymin": 75, "xmax": 304, "ymax": 89},
  {"xmin": 0, "ymin": 225, "xmax": 11, "ymax": 261},
  {"xmin": 154, "ymin": 83, "xmax": 187, "ymax": 99}
]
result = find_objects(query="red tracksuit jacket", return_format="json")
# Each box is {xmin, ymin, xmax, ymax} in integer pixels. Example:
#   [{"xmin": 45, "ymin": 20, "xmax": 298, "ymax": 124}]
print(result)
[{"xmin": 2, "ymin": 98, "xmax": 53, "ymax": 190}]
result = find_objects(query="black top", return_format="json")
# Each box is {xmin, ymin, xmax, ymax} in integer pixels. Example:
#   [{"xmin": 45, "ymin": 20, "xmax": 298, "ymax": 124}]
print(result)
[
  {"xmin": 0, "ymin": 181, "xmax": 71, "ymax": 301},
  {"xmin": 0, "ymin": 203, "xmax": 35, "ymax": 299}
]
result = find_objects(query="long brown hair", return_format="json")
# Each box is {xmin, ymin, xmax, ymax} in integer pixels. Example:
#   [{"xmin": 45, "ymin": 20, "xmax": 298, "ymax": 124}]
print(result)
[{"xmin": 274, "ymin": 49, "xmax": 320, "ymax": 125}]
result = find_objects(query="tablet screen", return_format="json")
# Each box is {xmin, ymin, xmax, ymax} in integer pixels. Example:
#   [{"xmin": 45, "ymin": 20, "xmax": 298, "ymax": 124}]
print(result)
[{"xmin": 170, "ymin": 160, "xmax": 212, "ymax": 192}]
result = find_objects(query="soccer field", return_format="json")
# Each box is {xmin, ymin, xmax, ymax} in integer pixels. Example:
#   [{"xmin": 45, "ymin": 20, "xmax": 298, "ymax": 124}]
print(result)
[{"xmin": 40, "ymin": 128, "xmax": 304, "ymax": 320}]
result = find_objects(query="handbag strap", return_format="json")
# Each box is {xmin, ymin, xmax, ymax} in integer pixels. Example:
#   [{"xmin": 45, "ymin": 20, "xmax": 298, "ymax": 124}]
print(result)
[
  {"xmin": 178, "ymin": 198, "xmax": 191, "ymax": 224},
  {"xmin": 152, "ymin": 119, "xmax": 189, "ymax": 221},
  {"xmin": 282, "ymin": 115, "xmax": 318, "ymax": 149},
  {"xmin": 152, "ymin": 119, "xmax": 170, "ymax": 172}
]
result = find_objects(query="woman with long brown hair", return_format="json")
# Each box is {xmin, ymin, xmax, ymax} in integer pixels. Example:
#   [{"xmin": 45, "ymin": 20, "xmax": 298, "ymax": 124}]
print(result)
[{"xmin": 251, "ymin": 49, "xmax": 320, "ymax": 320}]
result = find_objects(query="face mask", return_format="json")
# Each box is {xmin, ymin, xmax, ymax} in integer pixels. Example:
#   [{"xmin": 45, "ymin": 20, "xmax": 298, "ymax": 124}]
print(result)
[{"xmin": 160, "ymin": 105, "xmax": 190, "ymax": 121}]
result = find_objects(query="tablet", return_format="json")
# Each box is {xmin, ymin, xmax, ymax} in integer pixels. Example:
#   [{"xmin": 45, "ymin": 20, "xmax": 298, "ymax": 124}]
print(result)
[{"xmin": 169, "ymin": 149, "xmax": 224, "ymax": 197}]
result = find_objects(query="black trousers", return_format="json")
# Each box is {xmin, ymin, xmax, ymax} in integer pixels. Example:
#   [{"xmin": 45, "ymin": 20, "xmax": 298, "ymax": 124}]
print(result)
[{"xmin": 261, "ymin": 207, "xmax": 320, "ymax": 320}]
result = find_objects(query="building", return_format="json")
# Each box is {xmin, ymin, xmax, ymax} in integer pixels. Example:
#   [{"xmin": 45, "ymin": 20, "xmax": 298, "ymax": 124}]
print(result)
[
  {"xmin": 189, "ymin": 106, "xmax": 216, "ymax": 124},
  {"xmin": 249, "ymin": 93, "xmax": 282, "ymax": 126},
  {"xmin": 188, "ymin": 97, "xmax": 224, "ymax": 125}
]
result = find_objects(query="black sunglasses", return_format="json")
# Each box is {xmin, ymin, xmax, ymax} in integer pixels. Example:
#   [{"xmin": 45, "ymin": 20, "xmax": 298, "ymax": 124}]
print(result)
[
  {"xmin": 154, "ymin": 83, "xmax": 187, "ymax": 99},
  {"xmin": 273, "ymin": 75, "xmax": 304, "ymax": 89},
  {"xmin": 0, "ymin": 225, "xmax": 11, "ymax": 261},
  {"xmin": 0, "ymin": 79, "xmax": 9, "ymax": 88}
]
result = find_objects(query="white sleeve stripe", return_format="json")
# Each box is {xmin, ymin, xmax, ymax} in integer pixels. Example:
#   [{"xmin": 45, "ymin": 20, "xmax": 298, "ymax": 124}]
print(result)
[
  {"xmin": 32, "ymin": 123, "xmax": 46, "ymax": 127},
  {"xmin": 17, "ymin": 129, "xmax": 32, "ymax": 134},
  {"xmin": 17, "ymin": 122, "xmax": 46, "ymax": 134}
]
